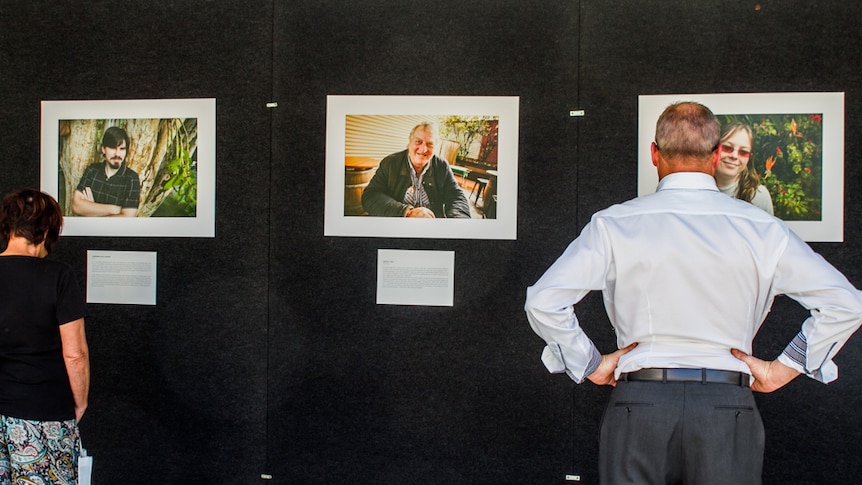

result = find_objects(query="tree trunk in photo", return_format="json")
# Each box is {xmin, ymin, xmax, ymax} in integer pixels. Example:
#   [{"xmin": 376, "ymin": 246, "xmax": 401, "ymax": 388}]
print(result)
[
  {"xmin": 138, "ymin": 119, "xmax": 198, "ymax": 217},
  {"xmin": 58, "ymin": 119, "xmax": 100, "ymax": 215},
  {"xmin": 123, "ymin": 118, "xmax": 171, "ymax": 217},
  {"xmin": 59, "ymin": 118, "xmax": 198, "ymax": 217}
]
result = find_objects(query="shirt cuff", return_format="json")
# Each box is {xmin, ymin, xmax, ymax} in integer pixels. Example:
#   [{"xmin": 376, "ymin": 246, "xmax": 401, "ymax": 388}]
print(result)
[
  {"xmin": 540, "ymin": 343, "xmax": 566, "ymax": 373},
  {"xmin": 582, "ymin": 345, "xmax": 603, "ymax": 379},
  {"xmin": 539, "ymin": 341, "xmax": 602, "ymax": 384},
  {"xmin": 779, "ymin": 331, "xmax": 838, "ymax": 383},
  {"xmin": 780, "ymin": 331, "xmax": 807, "ymax": 369}
]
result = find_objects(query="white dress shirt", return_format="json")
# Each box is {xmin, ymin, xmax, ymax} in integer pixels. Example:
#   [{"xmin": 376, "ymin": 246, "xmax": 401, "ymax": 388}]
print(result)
[{"xmin": 525, "ymin": 172, "xmax": 862, "ymax": 384}]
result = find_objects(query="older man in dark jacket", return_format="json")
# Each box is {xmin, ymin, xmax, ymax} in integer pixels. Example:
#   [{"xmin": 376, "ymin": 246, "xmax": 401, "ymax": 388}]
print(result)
[{"xmin": 362, "ymin": 122, "xmax": 471, "ymax": 218}]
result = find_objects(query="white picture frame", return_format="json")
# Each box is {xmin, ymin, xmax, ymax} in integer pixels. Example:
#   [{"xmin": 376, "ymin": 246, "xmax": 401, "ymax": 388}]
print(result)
[
  {"xmin": 638, "ymin": 92, "xmax": 844, "ymax": 242},
  {"xmin": 41, "ymin": 98, "xmax": 216, "ymax": 237},
  {"xmin": 324, "ymin": 95, "xmax": 519, "ymax": 239}
]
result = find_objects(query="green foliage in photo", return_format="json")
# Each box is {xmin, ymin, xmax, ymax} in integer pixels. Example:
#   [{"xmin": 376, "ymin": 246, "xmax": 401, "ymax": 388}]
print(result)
[
  {"xmin": 439, "ymin": 116, "xmax": 497, "ymax": 161},
  {"xmin": 162, "ymin": 118, "xmax": 197, "ymax": 216},
  {"xmin": 717, "ymin": 113, "xmax": 823, "ymax": 221}
]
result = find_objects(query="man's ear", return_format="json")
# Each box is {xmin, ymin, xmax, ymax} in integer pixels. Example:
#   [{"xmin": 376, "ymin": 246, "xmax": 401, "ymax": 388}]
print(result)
[{"xmin": 651, "ymin": 142, "xmax": 671, "ymax": 180}]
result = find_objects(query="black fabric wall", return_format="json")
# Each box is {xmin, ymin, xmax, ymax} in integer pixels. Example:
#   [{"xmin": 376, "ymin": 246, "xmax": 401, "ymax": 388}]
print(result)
[
  {"xmin": 1, "ymin": 1, "xmax": 273, "ymax": 481},
  {"xmin": 2, "ymin": 1, "xmax": 862, "ymax": 483}
]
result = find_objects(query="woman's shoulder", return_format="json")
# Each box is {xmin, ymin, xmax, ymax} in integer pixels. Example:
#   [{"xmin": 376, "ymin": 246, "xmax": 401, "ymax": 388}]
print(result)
[
  {"xmin": 0, "ymin": 255, "xmax": 73, "ymax": 272},
  {"xmin": 753, "ymin": 184, "xmax": 773, "ymax": 203},
  {"xmin": 751, "ymin": 184, "xmax": 775, "ymax": 215}
]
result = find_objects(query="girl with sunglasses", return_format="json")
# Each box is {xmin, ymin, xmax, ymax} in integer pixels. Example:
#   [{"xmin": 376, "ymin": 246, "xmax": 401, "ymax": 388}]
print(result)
[{"xmin": 714, "ymin": 121, "xmax": 774, "ymax": 215}]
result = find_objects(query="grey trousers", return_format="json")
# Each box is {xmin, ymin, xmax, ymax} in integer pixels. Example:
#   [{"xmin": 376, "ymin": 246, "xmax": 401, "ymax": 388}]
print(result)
[{"xmin": 599, "ymin": 380, "xmax": 765, "ymax": 485}]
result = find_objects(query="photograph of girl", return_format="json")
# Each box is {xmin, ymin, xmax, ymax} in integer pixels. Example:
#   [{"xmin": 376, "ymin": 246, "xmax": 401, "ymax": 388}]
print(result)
[{"xmin": 715, "ymin": 114, "xmax": 823, "ymax": 221}]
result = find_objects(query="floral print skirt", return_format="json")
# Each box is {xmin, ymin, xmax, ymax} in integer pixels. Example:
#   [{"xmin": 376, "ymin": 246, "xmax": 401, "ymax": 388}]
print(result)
[{"xmin": 0, "ymin": 415, "xmax": 80, "ymax": 485}]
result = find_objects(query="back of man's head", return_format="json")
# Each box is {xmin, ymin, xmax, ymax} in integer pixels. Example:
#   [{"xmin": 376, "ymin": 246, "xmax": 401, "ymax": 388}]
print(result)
[{"xmin": 654, "ymin": 102, "xmax": 719, "ymax": 163}]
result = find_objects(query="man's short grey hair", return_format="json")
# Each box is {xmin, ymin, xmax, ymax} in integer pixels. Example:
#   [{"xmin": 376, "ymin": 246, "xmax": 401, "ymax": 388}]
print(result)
[
  {"xmin": 654, "ymin": 102, "xmax": 720, "ymax": 160},
  {"xmin": 408, "ymin": 122, "xmax": 439, "ymax": 144}
]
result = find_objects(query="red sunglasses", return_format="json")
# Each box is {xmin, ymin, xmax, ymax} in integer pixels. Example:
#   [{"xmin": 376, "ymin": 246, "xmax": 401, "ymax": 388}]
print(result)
[{"xmin": 720, "ymin": 144, "xmax": 751, "ymax": 159}]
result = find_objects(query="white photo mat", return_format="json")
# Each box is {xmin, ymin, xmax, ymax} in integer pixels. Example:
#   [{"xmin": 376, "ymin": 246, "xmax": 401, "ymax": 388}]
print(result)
[
  {"xmin": 324, "ymin": 95, "xmax": 519, "ymax": 240},
  {"xmin": 638, "ymin": 92, "xmax": 844, "ymax": 242},
  {"xmin": 41, "ymin": 98, "xmax": 216, "ymax": 237}
]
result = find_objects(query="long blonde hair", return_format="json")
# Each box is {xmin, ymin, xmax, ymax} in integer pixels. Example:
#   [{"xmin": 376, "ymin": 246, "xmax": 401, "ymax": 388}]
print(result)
[{"xmin": 720, "ymin": 122, "xmax": 761, "ymax": 202}]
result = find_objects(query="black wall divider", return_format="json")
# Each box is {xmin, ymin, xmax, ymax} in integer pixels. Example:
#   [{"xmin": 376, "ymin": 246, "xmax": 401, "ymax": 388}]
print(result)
[{"xmin": 2, "ymin": 1, "xmax": 861, "ymax": 483}]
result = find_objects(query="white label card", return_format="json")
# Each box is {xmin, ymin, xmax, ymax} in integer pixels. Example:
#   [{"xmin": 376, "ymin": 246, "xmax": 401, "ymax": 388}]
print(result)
[{"xmin": 376, "ymin": 249, "xmax": 455, "ymax": 306}]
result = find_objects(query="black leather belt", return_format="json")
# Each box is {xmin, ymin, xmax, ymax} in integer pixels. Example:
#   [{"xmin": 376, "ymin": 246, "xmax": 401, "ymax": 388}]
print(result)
[{"xmin": 620, "ymin": 368, "xmax": 750, "ymax": 387}]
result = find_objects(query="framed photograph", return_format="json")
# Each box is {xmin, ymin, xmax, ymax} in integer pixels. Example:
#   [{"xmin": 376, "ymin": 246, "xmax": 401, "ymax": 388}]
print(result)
[
  {"xmin": 638, "ymin": 93, "xmax": 844, "ymax": 242},
  {"xmin": 324, "ymin": 95, "xmax": 519, "ymax": 239},
  {"xmin": 41, "ymin": 98, "xmax": 216, "ymax": 237}
]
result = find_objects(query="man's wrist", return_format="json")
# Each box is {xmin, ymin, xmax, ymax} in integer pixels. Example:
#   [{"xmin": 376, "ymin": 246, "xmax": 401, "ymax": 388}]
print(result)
[
  {"xmin": 583, "ymin": 344, "xmax": 603, "ymax": 377},
  {"xmin": 777, "ymin": 353, "xmax": 806, "ymax": 375}
]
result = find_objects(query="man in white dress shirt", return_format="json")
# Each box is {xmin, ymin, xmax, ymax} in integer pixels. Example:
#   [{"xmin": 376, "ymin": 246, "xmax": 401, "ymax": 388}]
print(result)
[{"xmin": 525, "ymin": 101, "xmax": 862, "ymax": 485}]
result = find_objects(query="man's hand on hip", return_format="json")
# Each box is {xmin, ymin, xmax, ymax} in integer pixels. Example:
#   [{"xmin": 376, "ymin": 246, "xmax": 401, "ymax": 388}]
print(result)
[
  {"xmin": 731, "ymin": 348, "xmax": 801, "ymax": 393},
  {"xmin": 587, "ymin": 343, "xmax": 638, "ymax": 387}
]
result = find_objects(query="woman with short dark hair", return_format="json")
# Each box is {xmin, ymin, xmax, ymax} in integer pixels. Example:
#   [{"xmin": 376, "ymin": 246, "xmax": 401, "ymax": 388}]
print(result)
[{"xmin": 0, "ymin": 188, "xmax": 89, "ymax": 484}]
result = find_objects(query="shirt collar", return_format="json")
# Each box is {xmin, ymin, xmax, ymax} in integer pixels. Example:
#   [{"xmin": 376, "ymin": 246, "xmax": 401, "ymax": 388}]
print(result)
[
  {"xmin": 656, "ymin": 172, "xmax": 720, "ymax": 192},
  {"xmin": 406, "ymin": 154, "xmax": 431, "ymax": 179}
]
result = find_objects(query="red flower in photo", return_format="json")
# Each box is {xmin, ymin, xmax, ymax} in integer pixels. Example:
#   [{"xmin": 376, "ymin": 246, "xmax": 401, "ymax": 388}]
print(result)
[{"xmin": 809, "ymin": 114, "xmax": 822, "ymax": 123}]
